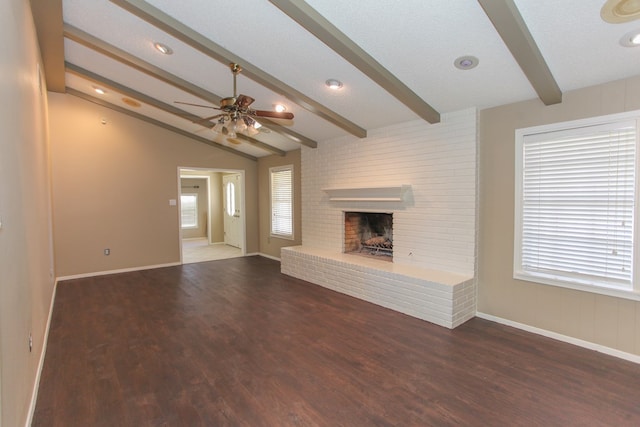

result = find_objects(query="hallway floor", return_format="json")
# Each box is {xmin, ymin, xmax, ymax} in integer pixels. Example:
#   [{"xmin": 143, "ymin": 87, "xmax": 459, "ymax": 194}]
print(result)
[{"xmin": 182, "ymin": 238, "xmax": 242, "ymax": 264}]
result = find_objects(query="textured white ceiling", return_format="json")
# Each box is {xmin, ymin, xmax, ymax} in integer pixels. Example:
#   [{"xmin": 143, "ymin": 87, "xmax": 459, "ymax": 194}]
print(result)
[{"xmin": 61, "ymin": 0, "xmax": 640, "ymax": 158}]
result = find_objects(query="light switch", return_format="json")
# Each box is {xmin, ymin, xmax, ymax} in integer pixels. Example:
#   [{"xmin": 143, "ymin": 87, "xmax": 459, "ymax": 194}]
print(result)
[{"xmin": 169, "ymin": 199, "xmax": 177, "ymax": 206}]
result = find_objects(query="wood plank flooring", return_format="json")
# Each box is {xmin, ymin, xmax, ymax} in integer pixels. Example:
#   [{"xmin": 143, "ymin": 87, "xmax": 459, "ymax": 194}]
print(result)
[{"xmin": 33, "ymin": 256, "xmax": 640, "ymax": 426}]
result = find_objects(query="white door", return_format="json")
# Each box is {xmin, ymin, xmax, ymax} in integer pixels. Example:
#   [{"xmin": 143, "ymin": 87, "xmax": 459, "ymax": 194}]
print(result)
[{"xmin": 222, "ymin": 174, "xmax": 241, "ymax": 248}]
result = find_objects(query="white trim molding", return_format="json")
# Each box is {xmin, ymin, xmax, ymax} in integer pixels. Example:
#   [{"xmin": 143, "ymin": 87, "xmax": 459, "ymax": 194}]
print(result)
[
  {"xmin": 56, "ymin": 262, "xmax": 182, "ymax": 282},
  {"xmin": 26, "ymin": 279, "xmax": 59, "ymax": 427},
  {"xmin": 476, "ymin": 312, "xmax": 640, "ymax": 365}
]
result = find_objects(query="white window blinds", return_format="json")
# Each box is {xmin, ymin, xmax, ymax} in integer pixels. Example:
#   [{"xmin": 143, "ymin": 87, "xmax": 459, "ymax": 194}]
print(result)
[
  {"xmin": 270, "ymin": 166, "xmax": 293, "ymax": 238},
  {"xmin": 181, "ymin": 194, "xmax": 198, "ymax": 228},
  {"xmin": 516, "ymin": 120, "xmax": 637, "ymax": 290}
]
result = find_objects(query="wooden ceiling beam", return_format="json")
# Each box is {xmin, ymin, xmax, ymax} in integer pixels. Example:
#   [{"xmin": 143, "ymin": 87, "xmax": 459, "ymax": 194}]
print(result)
[
  {"xmin": 64, "ymin": 24, "xmax": 316, "ymax": 149},
  {"xmin": 269, "ymin": 0, "xmax": 441, "ymax": 124},
  {"xmin": 65, "ymin": 63, "xmax": 285, "ymax": 157},
  {"xmin": 109, "ymin": 0, "xmax": 367, "ymax": 138},
  {"xmin": 30, "ymin": 0, "xmax": 65, "ymax": 92},
  {"xmin": 65, "ymin": 88, "xmax": 257, "ymax": 161},
  {"xmin": 478, "ymin": 0, "xmax": 562, "ymax": 105},
  {"xmin": 66, "ymin": 62, "xmax": 207, "ymax": 121}
]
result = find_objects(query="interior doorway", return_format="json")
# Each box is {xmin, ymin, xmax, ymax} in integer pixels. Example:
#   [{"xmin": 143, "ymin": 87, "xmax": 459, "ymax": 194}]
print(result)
[{"xmin": 178, "ymin": 168, "xmax": 245, "ymax": 264}]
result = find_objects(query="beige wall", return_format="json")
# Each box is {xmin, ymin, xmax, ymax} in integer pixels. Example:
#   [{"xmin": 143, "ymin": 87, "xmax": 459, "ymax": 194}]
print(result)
[
  {"xmin": 49, "ymin": 93, "xmax": 259, "ymax": 277},
  {"xmin": 479, "ymin": 75, "xmax": 640, "ymax": 356},
  {"xmin": 257, "ymin": 150, "xmax": 302, "ymax": 258},
  {"xmin": 0, "ymin": 0, "xmax": 56, "ymax": 425}
]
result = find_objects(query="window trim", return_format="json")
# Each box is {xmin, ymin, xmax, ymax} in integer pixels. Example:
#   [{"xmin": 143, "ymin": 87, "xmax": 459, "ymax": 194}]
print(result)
[
  {"xmin": 514, "ymin": 110, "xmax": 640, "ymax": 302},
  {"xmin": 270, "ymin": 164, "xmax": 294, "ymax": 240}
]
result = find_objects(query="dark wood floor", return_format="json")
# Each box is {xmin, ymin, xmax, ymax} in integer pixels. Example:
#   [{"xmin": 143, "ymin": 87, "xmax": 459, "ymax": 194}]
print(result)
[{"xmin": 33, "ymin": 256, "xmax": 640, "ymax": 426}]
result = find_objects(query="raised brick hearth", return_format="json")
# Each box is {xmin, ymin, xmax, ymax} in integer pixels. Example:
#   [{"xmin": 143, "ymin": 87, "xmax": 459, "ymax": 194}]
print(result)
[{"xmin": 281, "ymin": 246, "xmax": 475, "ymax": 328}]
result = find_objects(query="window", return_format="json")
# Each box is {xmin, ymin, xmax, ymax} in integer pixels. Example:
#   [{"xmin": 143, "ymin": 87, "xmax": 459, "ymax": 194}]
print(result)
[
  {"xmin": 225, "ymin": 181, "xmax": 235, "ymax": 217},
  {"xmin": 180, "ymin": 194, "xmax": 198, "ymax": 228},
  {"xmin": 515, "ymin": 112, "xmax": 640, "ymax": 295},
  {"xmin": 270, "ymin": 165, "xmax": 293, "ymax": 239}
]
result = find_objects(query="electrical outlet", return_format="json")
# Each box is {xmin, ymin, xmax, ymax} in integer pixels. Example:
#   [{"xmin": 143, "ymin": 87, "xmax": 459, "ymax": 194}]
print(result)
[{"xmin": 104, "ymin": 248, "xmax": 110, "ymax": 256}]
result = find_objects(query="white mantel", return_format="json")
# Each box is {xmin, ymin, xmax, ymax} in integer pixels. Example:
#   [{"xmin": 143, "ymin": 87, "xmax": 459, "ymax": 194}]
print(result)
[{"xmin": 322, "ymin": 185, "xmax": 410, "ymax": 202}]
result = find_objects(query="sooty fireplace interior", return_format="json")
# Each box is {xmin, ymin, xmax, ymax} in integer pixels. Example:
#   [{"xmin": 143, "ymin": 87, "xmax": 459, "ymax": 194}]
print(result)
[{"xmin": 344, "ymin": 212, "xmax": 393, "ymax": 261}]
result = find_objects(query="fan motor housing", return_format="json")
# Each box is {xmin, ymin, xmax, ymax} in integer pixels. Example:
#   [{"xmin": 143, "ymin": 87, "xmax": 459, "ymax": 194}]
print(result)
[{"xmin": 219, "ymin": 97, "xmax": 236, "ymax": 108}]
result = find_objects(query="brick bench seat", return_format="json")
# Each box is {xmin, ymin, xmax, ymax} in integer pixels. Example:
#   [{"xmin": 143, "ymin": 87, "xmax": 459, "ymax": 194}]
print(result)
[{"xmin": 280, "ymin": 246, "xmax": 475, "ymax": 329}]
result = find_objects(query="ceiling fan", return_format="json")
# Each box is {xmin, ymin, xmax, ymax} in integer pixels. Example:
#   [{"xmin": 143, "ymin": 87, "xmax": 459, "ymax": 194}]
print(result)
[{"xmin": 176, "ymin": 63, "xmax": 294, "ymax": 139}]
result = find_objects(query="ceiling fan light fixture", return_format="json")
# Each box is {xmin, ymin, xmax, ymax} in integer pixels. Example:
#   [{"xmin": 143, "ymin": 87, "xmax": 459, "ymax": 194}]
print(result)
[
  {"xmin": 325, "ymin": 79, "xmax": 343, "ymax": 90},
  {"xmin": 620, "ymin": 28, "xmax": 640, "ymax": 46},
  {"xmin": 274, "ymin": 104, "xmax": 287, "ymax": 112},
  {"xmin": 243, "ymin": 117, "xmax": 261, "ymax": 136},
  {"xmin": 245, "ymin": 125, "xmax": 259, "ymax": 137},
  {"xmin": 153, "ymin": 42, "xmax": 173, "ymax": 55},
  {"xmin": 178, "ymin": 63, "xmax": 293, "ymax": 141},
  {"xmin": 454, "ymin": 55, "xmax": 479, "ymax": 70},
  {"xmin": 231, "ymin": 117, "xmax": 247, "ymax": 134},
  {"xmin": 212, "ymin": 119, "xmax": 225, "ymax": 134}
]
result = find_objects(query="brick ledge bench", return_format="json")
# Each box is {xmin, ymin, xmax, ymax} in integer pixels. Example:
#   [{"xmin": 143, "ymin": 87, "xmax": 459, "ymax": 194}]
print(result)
[{"xmin": 280, "ymin": 246, "xmax": 475, "ymax": 329}]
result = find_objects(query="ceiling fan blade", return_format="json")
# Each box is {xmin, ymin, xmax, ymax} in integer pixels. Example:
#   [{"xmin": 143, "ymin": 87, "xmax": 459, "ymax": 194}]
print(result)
[
  {"xmin": 252, "ymin": 110, "xmax": 294, "ymax": 120},
  {"xmin": 235, "ymin": 94, "xmax": 255, "ymax": 108},
  {"xmin": 175, "ymin": 101, "xmax": 220, "ymax": 110}
]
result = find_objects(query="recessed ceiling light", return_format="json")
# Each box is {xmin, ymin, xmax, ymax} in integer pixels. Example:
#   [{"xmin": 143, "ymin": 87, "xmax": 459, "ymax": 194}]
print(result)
[
  {"xmin": 601, "ymin": 0, "xmax": 640, "ymax": 23},
  {"xmin": 122, "ymin": 97, "xmax": 141, "ymax": 108},
  {"xmin": 325, "ymin": 79, "xmax": 343, "ymax": 90},
  {"xmin": 454, "ymin": 55, "xmax": 479, "ymax": 70},
  {"xmin": 620, "ymin": 29, "xmax": 640, "ymax": 46},
  {"xmin": 153, "ymin": 42, "xmax": 173, "ymax": 55},
  {"xmin": 93, "ymin": 86, "xmax": 106, "ymax": 95},
  {"xmin": 273, "ymin": 104, "xmax": 286, "ymax": 112}
]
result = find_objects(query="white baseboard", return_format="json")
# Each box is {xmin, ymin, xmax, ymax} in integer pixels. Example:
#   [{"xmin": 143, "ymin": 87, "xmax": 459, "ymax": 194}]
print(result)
[
  {"xmin": 257, "ymin": 252, "xmax": 281, "ymax": 261},
  {"xmin": 26, "ymin": 278, "xmax": 58, "ymax": 427},
  {"xmin": 476, "ymin": 312, "xmax": 640, "ymax": 365},
  {"xmin": 55, "ymin": 262, "xmax": 182, "ymax": 282}
]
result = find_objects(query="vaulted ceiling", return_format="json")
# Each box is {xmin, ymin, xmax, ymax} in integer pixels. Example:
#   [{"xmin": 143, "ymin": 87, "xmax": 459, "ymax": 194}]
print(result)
[{"xmin": 32, "ymin": 0, "xmax": 640, "ymax": 160}]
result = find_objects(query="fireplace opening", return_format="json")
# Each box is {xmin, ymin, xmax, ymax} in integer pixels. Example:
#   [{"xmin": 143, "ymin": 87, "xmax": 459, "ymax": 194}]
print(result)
[{"xmin": 344, "ymin": 212, "xmax": 393, "ymax": 261}]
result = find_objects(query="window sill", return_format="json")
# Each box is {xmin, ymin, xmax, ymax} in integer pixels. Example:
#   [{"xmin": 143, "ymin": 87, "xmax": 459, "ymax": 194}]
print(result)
[
  {"xmin": 270, "ymin": 234, "xmax": 294, "ymax": 241},
  {"xmin": 514, "ymin": 272, "xmax": 640, "ymax": 302}
]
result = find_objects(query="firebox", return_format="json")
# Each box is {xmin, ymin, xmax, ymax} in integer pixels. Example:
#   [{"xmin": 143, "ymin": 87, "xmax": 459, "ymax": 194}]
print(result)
[{"xmin": 344, "ymin": 212, "xmax": 393, "ymax": 261}]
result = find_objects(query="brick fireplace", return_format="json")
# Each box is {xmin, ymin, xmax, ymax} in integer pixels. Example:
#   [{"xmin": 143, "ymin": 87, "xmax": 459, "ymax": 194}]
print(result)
[{"xmin": 281, "ymin": 110, "xmax": 478, "ymax": 329}]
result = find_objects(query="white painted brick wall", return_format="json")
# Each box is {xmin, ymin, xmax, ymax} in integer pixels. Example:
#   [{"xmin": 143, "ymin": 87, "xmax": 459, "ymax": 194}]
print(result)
[
  {"xmin": 301, "ymin": 109, "xmax": 477, "ymax": 276},
  {"xmin": 283, "ymin": 109, "xmax": 478, "ymax": 328}
]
